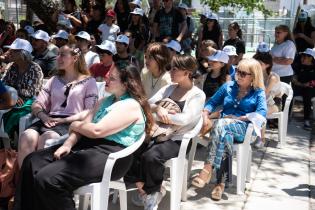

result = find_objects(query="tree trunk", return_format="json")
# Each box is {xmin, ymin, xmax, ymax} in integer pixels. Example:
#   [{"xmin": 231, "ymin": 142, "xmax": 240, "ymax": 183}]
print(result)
[{"xmin": 25, "ymin": 0, "xmax": 60, "ymax": 31}]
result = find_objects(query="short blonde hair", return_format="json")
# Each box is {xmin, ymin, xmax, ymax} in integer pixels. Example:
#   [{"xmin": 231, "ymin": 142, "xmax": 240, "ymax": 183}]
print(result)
[{"xmin": 237, "ymin": 58, "xmax": 265, "ymax": 90}]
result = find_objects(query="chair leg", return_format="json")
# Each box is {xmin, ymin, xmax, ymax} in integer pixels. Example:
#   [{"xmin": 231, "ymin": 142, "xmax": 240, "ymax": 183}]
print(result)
[
  {"xmin": 112, "ymin": 190, "xmax": 119, "ymax": 204},
  {"xmin": 170, "ymin": 159, "xmax": 183, "ymax": 210},
  {"xmin": 187, "ymin": 137, "xmax": 198, "ymax": 179},
  {"xmin": 78, "ymin": 195, "xmax": 90, "ymax": 210},
  {"xmin": 118, "ymin": 190, "xmax": 128, "ymax": 210},
  {"xmin": 181, "ymin": 161, "xmax": 188, "ymax": 202},
  {"xmin": 236, "ymin": 145, "xmax": 249, "ymax": 195},
  {"xmin": 246, "ymin": 147, "xmax": 252, "ymax": 182},
  {"xmin": 278, "ymin": 115, "xmax": 284, "ymax": 148},
  {"xmin": 289, "ymin": 98, "xmax": 296, "ymax": 119}
]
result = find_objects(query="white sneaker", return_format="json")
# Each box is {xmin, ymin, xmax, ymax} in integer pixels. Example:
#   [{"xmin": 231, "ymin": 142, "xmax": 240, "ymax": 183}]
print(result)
[{"xmin": 144, "ymin": 189, "xmax": 166, "ymax": 210}]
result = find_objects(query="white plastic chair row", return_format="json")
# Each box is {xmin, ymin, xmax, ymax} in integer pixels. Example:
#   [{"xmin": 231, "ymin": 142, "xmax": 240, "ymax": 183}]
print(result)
[
  {"xmin": 289, "ymin": 96, "xmax": 315, "ymax": 119},
  {"xmin": 267, "ymin": 82, "xmax": 293, "ymax": 147},
  {"xmin": 187, "ymin": 123, "xmax": 254, "ymax": 195}
]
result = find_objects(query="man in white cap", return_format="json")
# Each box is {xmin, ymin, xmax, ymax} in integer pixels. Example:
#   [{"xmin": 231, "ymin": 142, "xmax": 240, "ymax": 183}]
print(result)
[
  {"xmin": 153, "ymin": 0, "xmax": 187, "ymax": 42},
  {"xmin": 31, "ymin": 30, "xmax": 57, "ymax": 77},
  {"xmin": 52, "ymin": 30, "xmax": 69, "ymax": 48},
  {"xmin": 89, "ymin": 40, "xmax": 116, "ymax": 81},
  {"xmin": 75, "ymin": 31, "xmax": 100, "ymax": 68},
  {"xmin": 114, "ymin": 34, "xmax": 139, "ymax": 68},
  {"xmin": 178, "ymin": 3, "xmax": 195, "ymax": 55}
]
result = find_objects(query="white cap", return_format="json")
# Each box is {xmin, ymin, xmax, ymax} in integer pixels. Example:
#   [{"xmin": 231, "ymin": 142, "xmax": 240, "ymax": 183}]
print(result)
[
  {"xmin": 178, "ymin": 3, "xmax": 188, "ymax": 10},
  {"xmin": 166, "ymin": 40, "xmax": 181, "ymax": 53},
  {"xmin": 130, "ymin": 8, "xmax": 144, "ymax": 16},
  {"xmin": 129, "ymin": 0, "xmax": 141, "ymax": 7},
  {"xmin": 300, "ymin": 48, "xmax": 315, "ymax": 59},
  {"xmin": 31, "ymin": 30, "xmax": 50, "ymax": 42},
  {"xmin": 223, "ymin": 45, "xmax": 237, "ymax": 56},
  {"xmin": 299, "ymin": 10, "xmax": 308, "ymax": 21},
  {"xmin": 4, "ymin": 38, "xmax": 33, "ymax": 53},
  {"xmin": 116, "ymin": 34, "xmax": 129, "ymax": 45},
  {"xmin": 24, "ymin": 25, "xmax": 34, "ymax": 35},
  {"xmin": 75, "ymin": 31, "xmax": 91, "ymax": 41},
  {"xmin": 257, "ymin": 42, "xmax": 270, "ymax": 53},
  {"xmin": 205, "ymin": 12, "xmax": 218, "ymax": 21},
  {"xmin": 57, "ymin": 14, "xmax": 73, "ymax": 29},
  {"xmin": 96, "ymin": 40, "xmax": 117, "ymax": 55},
  {"xmin": 207, "ymin": 50, "xmax": 229, "ymax": 64},
  {"xmin": 52, "ymin": 30, "xmax": 69, "ymax": 40}
]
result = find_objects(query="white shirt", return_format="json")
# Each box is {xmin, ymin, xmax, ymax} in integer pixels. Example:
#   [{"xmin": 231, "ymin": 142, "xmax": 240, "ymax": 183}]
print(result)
[
  {"xmin": 98, "ymin": 23, "xmax": 120, "ymax": 42},
  {"xmin": 84, "ymin": 51, "xmax": 100, "ymax": 68},
  {"xmin": 270, "ymin": 40, "xmax": 296, "ymax": 77}
]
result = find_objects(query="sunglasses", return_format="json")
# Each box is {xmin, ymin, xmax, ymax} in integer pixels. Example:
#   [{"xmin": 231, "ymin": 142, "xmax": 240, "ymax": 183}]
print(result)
[
  {"xmin": 236, "ymin": 69, "xmax": 252, "ymax": 78},
  {"xmin": 61, "ymin": 84, "xmax": 72, "ymax": 108}
]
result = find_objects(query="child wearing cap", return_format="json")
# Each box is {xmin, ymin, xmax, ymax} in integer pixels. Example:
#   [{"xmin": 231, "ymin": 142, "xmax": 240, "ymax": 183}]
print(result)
[
  {"xmin": 292, "ymin": 48, "xmax": 315, "ymax": 129},
  {"xmin": 114, "ymin": 34, "xmax": 139, "ymax": 69},
  {"xmin": 98, "ymin": 9, "xmax": 120, "ymax": 42},
  {"xmin": 222, "ymin": 45, "xmax": 238, "ymax": 80}
]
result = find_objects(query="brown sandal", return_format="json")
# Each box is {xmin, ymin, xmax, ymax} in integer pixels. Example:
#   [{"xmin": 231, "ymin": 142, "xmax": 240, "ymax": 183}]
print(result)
[
  {"xmin": 211, "ymin": 183, "xmax": 225, "ymax": 201},
  {"xmin": 191, "ymin": 168, "xmax": 212, "ymax": 188}
]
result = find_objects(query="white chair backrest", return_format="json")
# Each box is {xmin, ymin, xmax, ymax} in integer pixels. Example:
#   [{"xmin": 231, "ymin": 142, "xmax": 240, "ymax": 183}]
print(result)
[
  {"xmin": 5, "ymin": 85, "xmax": 18, "ymax": 104},
  {"xmin": 280, "ymin": 82, "xmax": 293, "ymax": 114}
]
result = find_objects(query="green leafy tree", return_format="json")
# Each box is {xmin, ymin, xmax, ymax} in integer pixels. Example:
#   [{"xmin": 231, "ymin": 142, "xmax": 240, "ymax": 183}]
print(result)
[{"xmin": 202, "ymin": 0, "xmax": 271, "ymax": 15}]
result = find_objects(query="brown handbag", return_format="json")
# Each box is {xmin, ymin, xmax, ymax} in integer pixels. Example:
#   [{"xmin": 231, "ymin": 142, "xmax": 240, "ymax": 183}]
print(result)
[{"xmin": 0, "ymin": 149, "xmax": 18, "ymax": 198}]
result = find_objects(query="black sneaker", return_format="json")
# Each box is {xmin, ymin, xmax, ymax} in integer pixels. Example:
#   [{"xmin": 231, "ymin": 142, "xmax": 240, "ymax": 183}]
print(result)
[{"xmin": 304, "ymin": 120, "xmax": 311, "ymax": 130}]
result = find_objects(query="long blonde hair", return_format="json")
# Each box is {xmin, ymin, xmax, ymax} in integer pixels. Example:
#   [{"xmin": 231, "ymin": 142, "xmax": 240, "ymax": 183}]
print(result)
[{"xmin": 237, "ymin": 58, "xmax": 265, "ymax": 90}]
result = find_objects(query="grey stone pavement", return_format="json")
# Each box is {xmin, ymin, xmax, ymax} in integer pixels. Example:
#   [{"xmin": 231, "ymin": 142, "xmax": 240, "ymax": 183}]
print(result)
[{"xmin": 106, "ymin": 105, "xmax": 314, "ymax": 210}]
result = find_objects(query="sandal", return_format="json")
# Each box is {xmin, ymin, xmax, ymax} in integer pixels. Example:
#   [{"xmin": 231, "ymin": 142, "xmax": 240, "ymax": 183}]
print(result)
[
  {"xmin": 191, "ymin": 168, "xmax": 212, "ymax": 188},
  {"xmin": 211, "ymin": 183, "xmax": 225, "ymax": 201}
]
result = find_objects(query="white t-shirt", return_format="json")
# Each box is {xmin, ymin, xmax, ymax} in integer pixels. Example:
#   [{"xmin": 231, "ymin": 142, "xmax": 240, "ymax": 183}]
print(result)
[
  {"xmin": 98, "ymin": 23, "xmax": 120, "ymax": 42},
  {"xmin": 85, "ymin": 51, "xmax": 100, "ymax": 68},
  {"xmin": 140, "ymin": 68, "xmax": 172, "ymax": 98},
  {"xmin": 270, "ymin": 40, "xmax": 296, "ymax": 77}
]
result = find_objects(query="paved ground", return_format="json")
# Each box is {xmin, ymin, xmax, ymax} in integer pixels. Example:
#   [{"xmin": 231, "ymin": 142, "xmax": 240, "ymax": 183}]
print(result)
[{"xmin": 105, "ymin": 105, "xmax": 314, "ymax": 210}]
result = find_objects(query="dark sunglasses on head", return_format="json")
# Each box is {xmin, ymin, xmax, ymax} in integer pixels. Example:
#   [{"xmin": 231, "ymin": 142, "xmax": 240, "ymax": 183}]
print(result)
[{"xmin": 236, "ymin": 69, "xmax": 252, "ymax": 78}]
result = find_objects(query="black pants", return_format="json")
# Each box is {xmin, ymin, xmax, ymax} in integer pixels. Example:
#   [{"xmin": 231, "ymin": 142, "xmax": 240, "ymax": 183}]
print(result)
[
  {"xmin": 125, "ymin": 140, "xmax": 181, "ymax": 195},
  {"xmin": 293, "ymin": 86, "xmax": 315, "ymax": 120},
  {"xmin": 13, "ymin": 138, "xmax": 133, "ymax": 210}
]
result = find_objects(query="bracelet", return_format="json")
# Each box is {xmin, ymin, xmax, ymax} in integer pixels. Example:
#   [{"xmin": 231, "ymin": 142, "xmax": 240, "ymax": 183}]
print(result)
[{"xmin": 35, "ymin": 110, "xmax": 44, "ymax": 118}]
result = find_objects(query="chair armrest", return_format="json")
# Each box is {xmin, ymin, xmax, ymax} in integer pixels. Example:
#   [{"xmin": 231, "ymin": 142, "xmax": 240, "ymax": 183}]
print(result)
[{"xmin": 44, "ymin": 134, "xmax": 69, "ymax": 148}]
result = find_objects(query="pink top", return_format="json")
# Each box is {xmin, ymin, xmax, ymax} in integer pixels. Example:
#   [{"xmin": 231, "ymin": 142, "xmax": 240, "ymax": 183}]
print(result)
[{"xmin": 35, "ymin": 76, "xmax": 98, "ymax": 116}]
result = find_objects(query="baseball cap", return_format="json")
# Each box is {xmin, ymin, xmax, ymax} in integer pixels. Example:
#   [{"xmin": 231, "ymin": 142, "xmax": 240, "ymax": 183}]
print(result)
[
  {"xmin": 57, "ymin": 14, "xmax": 73, "ymax": 29},
  {"xmin": 199, "ymin": 10, "xmax": 208, "ymax": 17},
  {"xmin": 256, "ymin": 42, "xmax": 270, "ymax": 53},
  {"xmin": 75, "ymin": 31, "xmax": 91, "ymax": 41},
  {"xmin": 31, "ymin": 30, "xmax": 50, "ymax": 42},
  {"xmin": 106, "ymin": 9, "xmax": 116, "ymax": 18},
  {"xmin": 116, "ymin": 35, "xmax": 129, "ymax": 45},
  {"xmin": 223, "ymin": 45, "xmax": 237, "ymax": 56},
  {"xmin": 205, "ymin": 12, "xmax": 218, "ymax": 21},
  {"xmin": 96, "ymin": 40, "xmax": 117, "ymax": 55},
  {"xmin": 130, "ymin": 8, "xmax": 144, "ymax": 16},
  {"xmin": 178, "ymin": 3, "xmax": 188, "ymax": 10},
  {"xmin": 166, "ymin": 40, "xmax": 181, "ymax": 53},
  {"xmin": 129, "ymin": 0, "xmax": 142, "ymax": 7},
  {"xmin": 52, "ymin": 30, "xmax": 69, "ymax": 40},
  {"xmin": 207, "ymin": 50, "xmax": 229, "ymax": 64},
  {"xmin": 24, "ymin": 25, "xmax": 34, "ymax": 35},
  {"xmin": 4, "ymin": 38, "xmax": 33, "ymax": 53},
  {"xmin": 300, "ymin": 48, "xmax": 315, "ymax": 59},
  {"xmin": 298, "ymin": 10, "xmax": 308, "ymax": 22}
]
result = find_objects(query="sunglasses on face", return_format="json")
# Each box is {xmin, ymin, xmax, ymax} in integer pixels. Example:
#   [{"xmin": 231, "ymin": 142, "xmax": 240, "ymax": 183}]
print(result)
[{"xmin": 236, "ymin": 69, "xmax": 252, "ymax": 78}]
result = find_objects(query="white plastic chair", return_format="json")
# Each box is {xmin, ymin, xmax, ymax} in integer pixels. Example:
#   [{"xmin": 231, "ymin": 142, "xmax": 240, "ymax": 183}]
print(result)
[
  {"xmin": 267, "ymin": 82, "xmax": 293, "ymax": 147},
  {"xmin": 73, "ymin": 133, "xmax": 146, "ymax": 210},
  {"xmin": 290, "ymin": 95, "xmax": 315, "ymax": 119},
  {"xmin": 110, "ymin": 117, "xmax": 203, "ymax": 210},
  {"xmin": 0, "ymin": 86, "xmax": 18, "ymax": 147},
  {"xmin": 187, "ymin": 123, "xmax": 254, "ymax": 195}
]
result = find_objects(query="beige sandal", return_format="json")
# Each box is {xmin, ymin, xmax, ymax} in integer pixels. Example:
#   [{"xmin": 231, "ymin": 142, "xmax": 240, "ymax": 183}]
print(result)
[
  {"xmin": 191, "ymin": 168, "xmax": 212, "ymax": 188},
  {"xmin": 211, "ymin": 183, "xmax": 225, "ymax": 201}
]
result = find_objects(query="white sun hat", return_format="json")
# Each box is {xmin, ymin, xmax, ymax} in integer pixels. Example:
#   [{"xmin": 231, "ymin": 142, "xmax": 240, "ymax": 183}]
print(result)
[
  {"xmin": 4, "ymin": 38, "xmax": 33, "ymax": 53},
  {"xmin": 207, "ymin": 50, "xmax": 229, "ymax": 64},
  {"xmin": 31, "ymin": 30, "xmax": 50, "ymax": 42},
  {"xmin": 96, "ymin": 40, "xmax": 117, "ymax": 55}
]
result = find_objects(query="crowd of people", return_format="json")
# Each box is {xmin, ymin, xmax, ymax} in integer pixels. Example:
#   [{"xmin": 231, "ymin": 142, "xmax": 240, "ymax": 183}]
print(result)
[{"xmin": 0, "ymin": 0, "xmax": 314, "ymax": 210}]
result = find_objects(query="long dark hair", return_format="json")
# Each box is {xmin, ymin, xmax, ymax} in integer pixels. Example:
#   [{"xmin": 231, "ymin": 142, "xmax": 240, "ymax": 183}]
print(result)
[
  {"xmin": 114, "ymin": 0, "xmax": 130, "ymax": 14},
  {"xmin": 203, "ymin": 19, "xmax": 221, "ymax": 38},
  {"xmin": 229, "ymin": 21, "xmax": 242, "ymax": 39},
  {"xmin": 253, "ymin": 52, "xmax": 273, "ymax": 75},
  {"xmin": 114, "ymin": 61, "xmax": 153, "ymax": 135}
]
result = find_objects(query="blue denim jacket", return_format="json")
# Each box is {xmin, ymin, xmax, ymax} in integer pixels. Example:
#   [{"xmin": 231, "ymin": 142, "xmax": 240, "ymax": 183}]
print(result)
[{"xmin": 204, "ymin": 81, "xmax": 267, "ymax": 118}]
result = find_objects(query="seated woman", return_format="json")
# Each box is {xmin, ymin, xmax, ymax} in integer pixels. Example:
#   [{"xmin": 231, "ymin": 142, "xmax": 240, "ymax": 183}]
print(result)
[
  {"xmin": 1, "ymin": 38, "xmax": 43, "ymax": 140},
  {"xmin": 18, "ymin": 44, "xmax": 98, "ymax": 167},
  {"xmin": 13, "ymin": 62, "xmax": 153, "ymax": 210},
  {"xmin": 129, "ymin": 55, "xmax": 206, "ymax": 210},
  {"xmin": 191, "ymin": 58, "xmax": 267, "ymax": 201}
]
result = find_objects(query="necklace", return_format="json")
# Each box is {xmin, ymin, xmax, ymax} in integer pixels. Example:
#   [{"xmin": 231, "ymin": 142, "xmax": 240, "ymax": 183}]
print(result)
[{"xmin": 151, "ymin": 73, "xmax": 162, "ymax": 89}]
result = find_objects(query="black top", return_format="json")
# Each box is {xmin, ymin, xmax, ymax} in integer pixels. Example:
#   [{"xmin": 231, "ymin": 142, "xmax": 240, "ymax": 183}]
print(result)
[
  {"xmin": 154, "ymin": 7, "xmax": 185, "ymax": 41},
  {"xmin": 223, "ymin": 38, "xmax": 246, "ymax": 55},
  {"xmin": 203, "ymin": 73, "xmax": 223, "ymax": 98},
  {"xmin": 293, "ymin": 63, "xmax": 315, "ymax": 84},
  {"xmin": 128, "ymin": 23, "xmax": 149, "ymax": 49},
  {"xmin": 202, "ymin": 24, "xmax": 222, "ymax": 48},
  {"xmin": 116, "ymin": 11, "xmax": 130, "ymax": 33},
  {"xmin": 294, "ymin": 25, "xmax": 315, "ymax": 53}
]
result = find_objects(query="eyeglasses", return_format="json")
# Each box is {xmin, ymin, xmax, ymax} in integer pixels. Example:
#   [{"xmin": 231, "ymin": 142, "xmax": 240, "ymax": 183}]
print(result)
[
  {"xmin": 61, "ymin": 84, "xmax": 72, "ymax": 108},
  {"xmin": 236, "ymin": 69, "xmax": 252, "ymax": 78}
]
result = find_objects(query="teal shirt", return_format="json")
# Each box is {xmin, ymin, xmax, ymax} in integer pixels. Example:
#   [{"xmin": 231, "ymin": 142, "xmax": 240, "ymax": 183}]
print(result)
[{"xmin": 92, "ymin": 93, "xmax": 145, "ymax": 147}]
